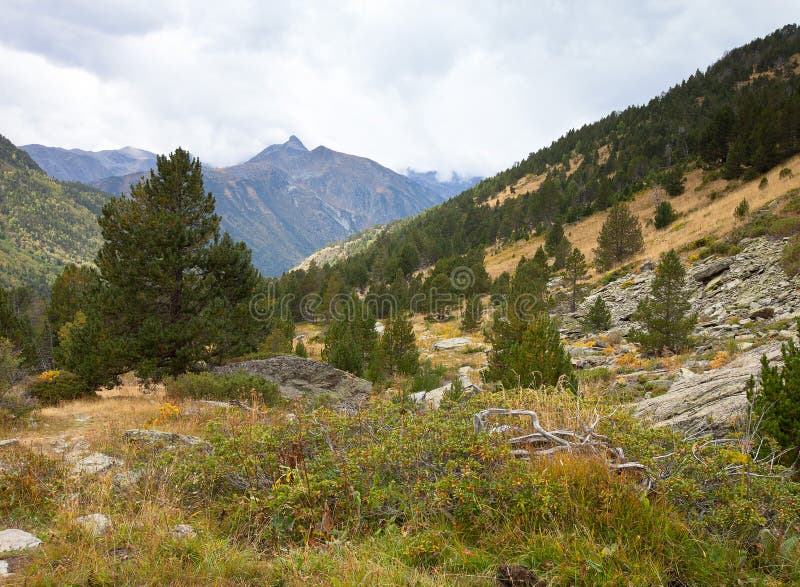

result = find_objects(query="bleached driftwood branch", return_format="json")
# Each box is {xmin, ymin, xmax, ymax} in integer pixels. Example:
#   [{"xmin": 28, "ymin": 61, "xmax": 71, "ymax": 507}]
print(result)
[{"xmin": 473, "ymin": 408, "xmax": 653, "ymax": 490}]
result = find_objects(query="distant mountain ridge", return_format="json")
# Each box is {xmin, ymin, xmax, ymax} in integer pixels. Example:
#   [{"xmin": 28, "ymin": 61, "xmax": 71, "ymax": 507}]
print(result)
[
  {"xmin": 20, "ymin": 144, "xmax": 157, "ymax": 184},
  {"xmin": 0, "ymin": 134, "xmax": 111, "ymax": 292},
  {"xmin": 65, "ymin": 136, "xmax": 467, "ymax": 275}
]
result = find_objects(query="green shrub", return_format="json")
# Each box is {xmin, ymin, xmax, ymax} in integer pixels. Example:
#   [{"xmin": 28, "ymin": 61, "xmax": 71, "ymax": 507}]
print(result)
[
  {"xmin": 734, "ymin": 198, "xmax": 750, "ymax": 220},
  {"xmin": 28, "ymin": 370, "xmax": 95, "ymax": 406},
  {"xmin": 166, "ymin": 371, "xmax": 281, "ymax": 404},
  {"xmin": 780, "ymin": 167, "xmax": 793, "ymax": 179},
  {"xmin": 408, "ymin": 360, "xmax": 446, "ymax": 393},
  {"xmin": 759, "ymin": 176, "xmax": 769, "ymax": 189},
  {"xmin": 770, "ymin": 216, "xmax": 800, "ymax": 237}
]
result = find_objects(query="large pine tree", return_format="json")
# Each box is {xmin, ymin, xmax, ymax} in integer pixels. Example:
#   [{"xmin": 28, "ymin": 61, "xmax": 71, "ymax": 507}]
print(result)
[{"xmin": 90, "ymin": 148, "xmax": 261, "ymax": 380}]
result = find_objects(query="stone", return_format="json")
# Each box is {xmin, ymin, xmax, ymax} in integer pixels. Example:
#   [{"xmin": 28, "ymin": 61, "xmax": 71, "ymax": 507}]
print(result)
[
  {"xmin": 170, "ymin": 524, "xmax": 197, "ymax": 539},
  {"xmin": 123, "ymin": 429, "xmax": 211, "ymax": 452},
  {"xmin": 432, "ymin": 337, "xmax": 473, "ymax": 351},
  {"xmin": 215, "ymin": 356, "xmax": 372, "ymax": 412},
  {"xmin": 0, "ymin": 529, "xmax": 42, "ymax": 553},
  {"xmin": 0, "ymin": 560, "xmax": 7, "ymax": 576},
  {"xmin": 113, "ymin": 469, "xmax": 144, "ymax": 492},
  {"xmin": 692, "ymin": 258, "xmax": 733, "ymax": 283},
  {"xmin": 72, "ymin": 452, "xmax": 123, "ymax": 474},
  {"xmin": 374, "ymin": 321, "xmax": 385, "ymax": 334},
  {"xmin": 76, "ymin": 513, "xmax": 111, "ymax": 536},
  {"xmin": 633, "ymin": 342, "xmax": 783, "ymax": 432},
  {"xmin": 0, "ymin": 438, "xmax": 19, "ymax": 448}
]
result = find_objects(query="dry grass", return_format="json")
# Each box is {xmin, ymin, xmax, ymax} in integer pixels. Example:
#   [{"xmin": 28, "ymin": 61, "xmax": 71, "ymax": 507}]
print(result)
[{"xmin": 485, "ymin": 154, "xmax": 800, "ymax": 277}]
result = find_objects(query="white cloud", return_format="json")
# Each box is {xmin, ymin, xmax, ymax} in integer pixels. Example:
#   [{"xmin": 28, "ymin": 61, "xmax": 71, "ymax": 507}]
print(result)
[{"xmin": 0, "ymin": 1, "xmax": 797, "ymax": 176}]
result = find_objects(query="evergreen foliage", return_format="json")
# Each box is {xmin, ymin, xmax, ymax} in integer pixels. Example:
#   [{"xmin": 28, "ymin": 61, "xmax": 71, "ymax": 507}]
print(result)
[
  {"xmin": 545, "ymin": 221, "xmax": 571, "ymax": 269},
  {"xmin": 564, "ymin": 247, "xmax": 589, "ymax": 312},
  {"xmin": 322, "ymin": 296, "xmax": 377, "ymax": 377},
  {"xmin": 631, "ymin": 250, "xmax": 697, "ymax": 354},
  {"xmin": 376, "ymin": 312, "xmax": 419, "ymax": 378},
  {"xmin": 594, "ymin": 203, "xmax": 644, "ymax": 271},
  {"xmin": 748, "ymin": 326, "xmax": 800, "ymax": 459},
  {"xmin": 654, "ymin": 201, "xmax": 677, "ymax": 229},
  {"xmin": 486, "ymin": 313, "xmax": 576, "ymax": 391},
  {"xmin": 68, "ymin": 149, "xmax": 263, "ymax": 383},
  {"xmin": 294, "ymin": 339, "xmax": 308, "ymax": 358},
  {"xmin": 460, "ymin": 295, "xmax": 483, "ymax": 331},
  {"xmin": 582, "ymin": 296, "xmax": 612, "ymax": 332}
]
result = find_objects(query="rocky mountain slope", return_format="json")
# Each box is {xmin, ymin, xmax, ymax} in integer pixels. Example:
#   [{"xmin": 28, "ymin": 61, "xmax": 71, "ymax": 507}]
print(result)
[{"xmin": 20, "ymin": 145, "xmax": 156, "ymax": 184}]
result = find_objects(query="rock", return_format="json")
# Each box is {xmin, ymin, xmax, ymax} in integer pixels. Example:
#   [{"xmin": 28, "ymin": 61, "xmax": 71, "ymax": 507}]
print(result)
[
  {"xmin": 633, "ymin": 342, "xmax": 783, "ymax": 432},
  {"xmin": 692, "ymin": 258, "xmax": 733, "ymax": 283},
  {"xmin": 72, "ymin": 452, "xmax": 123, "ymax": 475},
  {"xmin": 432, "ymin": 337, "xmax": 473, "ymax": 351},
  {"xmin": 215, "ymin": 356, "xmax": 372, "ymax": 412},
  {"xmin": 0, "ymin": 560, "xmax": 7, "ymax": 576},
  {"xmin": 76, "ymin": 513, "xmax": 111, "ymax": 536},
  {"xmin": 0, "ymin": 555, "xmax": 28, "ymax": 576},
  {"xmin": 113, "ymin": 469, "xmax": 144, "ymax": 492},
  {"xmin": 640, "ymin": 259, "xmax": 655, "ymax": 272},
  {"xmin": 123, "ymin": 429, "xmax": 211, "ymax": 452},
  {"xmin": 0, "ymin": 529, "xmax": 42, "ymax": 553},
  {"xmin": 170, "ymin": 524, "xmax": 197, "ymax": 539},
  {"xmin": 0, "ymin": 438, "xmax": 19, "ymax": 448},
  {"xmin": 374, "ymin": 321, "xmax": 385, "ymax": 334}
]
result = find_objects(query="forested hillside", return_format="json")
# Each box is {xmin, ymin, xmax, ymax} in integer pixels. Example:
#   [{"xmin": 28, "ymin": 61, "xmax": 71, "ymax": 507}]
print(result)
[
  {"xmin": 0, "ymin": 134, "xmax": 110, "ymax": 293},
  {"xmin": 285, "ymin": 25, "xmax": 800, "ymax": 294}
]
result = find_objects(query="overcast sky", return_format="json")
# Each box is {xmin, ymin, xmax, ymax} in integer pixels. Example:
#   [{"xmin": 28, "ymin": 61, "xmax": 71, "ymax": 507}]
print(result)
[{"xmin": 1, "ymin": 1, "xmax": 797, "ymax": 178}]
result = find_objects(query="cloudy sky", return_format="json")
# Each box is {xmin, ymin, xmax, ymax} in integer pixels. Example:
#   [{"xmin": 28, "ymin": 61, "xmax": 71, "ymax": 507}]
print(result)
[{"xmin": 1, "ymin": 1, "xmax": 797, "ymax": 178}]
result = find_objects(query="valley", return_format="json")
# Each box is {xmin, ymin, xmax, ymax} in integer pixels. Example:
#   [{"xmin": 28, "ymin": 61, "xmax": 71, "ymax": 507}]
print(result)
[{"xmin": 4, "ymin": 21, "xmax": 800, "ymax": 587}]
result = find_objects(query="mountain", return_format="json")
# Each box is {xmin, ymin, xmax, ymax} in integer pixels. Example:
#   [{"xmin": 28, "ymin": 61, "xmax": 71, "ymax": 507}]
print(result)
[
  {"xmin": 276, "ymin": 24, "xmax": 800, "ymax": 295},
  {"xmin": 404, "ymin": 169, "xmax": 482, "ymax": 200},
  {"xmin": 89, "ymin": 136, "xmax": 453, "ymax": 275},
  {"xmin": 0, "ymin": 134, "xmax": 111, "ymax": 292},
  {"xmin": 20, "ymin": 144, "xmax": 157, "ymax": 183}
]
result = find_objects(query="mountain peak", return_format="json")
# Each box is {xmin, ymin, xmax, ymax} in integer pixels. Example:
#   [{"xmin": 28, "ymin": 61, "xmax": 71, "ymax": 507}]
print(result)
[{"xmin": 285, "ymin": 135, "xmax": 307, "ymax": 151}]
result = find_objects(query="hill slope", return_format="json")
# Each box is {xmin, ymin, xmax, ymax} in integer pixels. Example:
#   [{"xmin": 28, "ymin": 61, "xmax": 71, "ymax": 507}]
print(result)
[
  {"xmin": 0, "ymin": 135, "xmax": 111, "ymax": 292},
  {"xmin": 294, "ymin": 24, "xmax": 800, "ymax": 289},
  {"xmin": 20, "ymin": 144, "xmax": 157, "ymax": 184}
]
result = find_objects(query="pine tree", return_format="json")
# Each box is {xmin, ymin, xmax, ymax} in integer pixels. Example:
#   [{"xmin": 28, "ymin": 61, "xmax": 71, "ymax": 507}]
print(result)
[
  {"xmin": 631, "ymin": 249, "xmax": 697, "ymax": 354},
  {"xmin": 508, "ymin": 248, "xmax": 550, "ymax": 321},
  {"xmin": 93, "ymin": 148, "xmax": 261, "ymax": 380},
  {"xmin": 545, "ymin": 221, "xmax": 571, "ymax": 269},
  {"xmin": 581, "ymin": 296, "xmax": 612, "ymax": 332},
  {"xmin": 593, "ymin": 202, "xmax": 644, "ymax": 271},
  {"xmin": 294, "ymin": 339, "xmax": 308, "ymax": 358},
  {"xmin": 322, "ymin": 296, "xmax": 377, "ymax": 377},
  {"xmin": 564, "ymin": 247, "xmax": 588, "ymax": 312},
  {"xmin": 486, "ymin": 313, "xmax": 576, "ymax": 391},
  {"xmin": 747, "ymin": 325, "xmax": 800, "ymax": 459},
  {"xmin": 654, "ymin": 201, "xmax": 677, "ymax": 229},
  {"xmin": 461, "ymin": 295, "xmax": 483, "ymax": 331},
  {"xmin": 379, "ymin": 311, "xmax": 419, "ymax": 377}
]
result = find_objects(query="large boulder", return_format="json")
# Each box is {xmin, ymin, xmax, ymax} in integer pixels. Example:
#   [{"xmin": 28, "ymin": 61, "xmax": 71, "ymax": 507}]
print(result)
[
  {"xmin": 632, "ymin": 342, "xmax": 783, "ymax": 432},
  {"xmin": 215, "ymin": 356, "xmax": 372, "ymax": 411},
  {"xmin": 0, "ymin": 529, "xmax": 41, "ymax": 553}
]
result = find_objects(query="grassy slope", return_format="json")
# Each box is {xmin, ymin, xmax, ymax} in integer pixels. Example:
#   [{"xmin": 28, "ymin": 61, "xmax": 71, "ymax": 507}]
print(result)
[{"xmin": 486, "ymin": 155, "xmax": 800, "ymax": 278}]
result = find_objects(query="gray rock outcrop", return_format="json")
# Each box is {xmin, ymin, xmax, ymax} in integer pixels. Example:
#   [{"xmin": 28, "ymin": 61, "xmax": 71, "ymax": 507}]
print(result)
[
  {"xmin": 632, "ymin": 341, "xmax": 783, "ymax": 431},
  {"xmin": 215, "ymin": 356, "xmax": 372, "ymax": 411}
]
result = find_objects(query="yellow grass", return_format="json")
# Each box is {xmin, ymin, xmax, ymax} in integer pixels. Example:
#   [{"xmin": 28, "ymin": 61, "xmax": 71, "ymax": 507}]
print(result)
[{"xmin": 485, "ymin": 154, "xmax": 800, "ymax": 277}]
